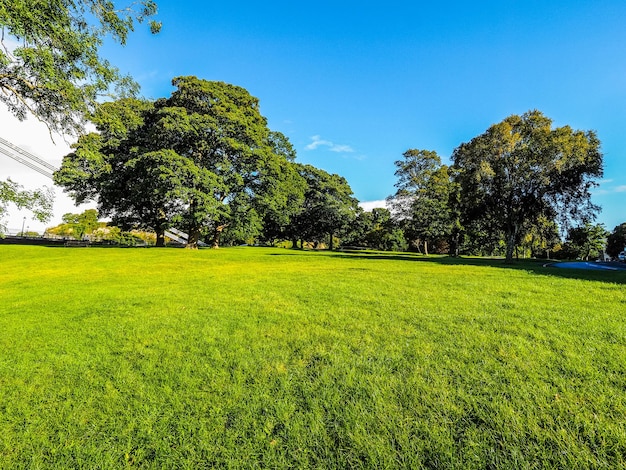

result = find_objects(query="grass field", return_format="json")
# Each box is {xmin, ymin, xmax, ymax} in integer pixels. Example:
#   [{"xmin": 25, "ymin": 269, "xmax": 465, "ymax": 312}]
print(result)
[{"xmin": 1, "ymin": 245, "xmax": 625, "ymax": 469}]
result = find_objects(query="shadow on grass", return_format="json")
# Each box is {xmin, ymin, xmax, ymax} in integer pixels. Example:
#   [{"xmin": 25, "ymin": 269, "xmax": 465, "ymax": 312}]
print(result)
[{"xmin": 271, "ymin": 249, "xmax": 626, "ymax": 284}]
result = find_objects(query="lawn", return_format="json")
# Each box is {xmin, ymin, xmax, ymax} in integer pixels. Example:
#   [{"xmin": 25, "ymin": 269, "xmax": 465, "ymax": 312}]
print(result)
[{"xmin": 1, "ymin": 245, "xmax": 625, "ymax": 468}]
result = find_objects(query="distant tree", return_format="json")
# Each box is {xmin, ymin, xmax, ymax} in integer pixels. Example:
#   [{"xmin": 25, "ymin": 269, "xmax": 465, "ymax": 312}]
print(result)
[
  {"xmin": 521, "ymin": 215, "xmax": 561, "ymax": 259},
  {"xmin": 388, "ymin": 149, "xmax": 455, "ymax": 255},
  {"xmin": 45, "ymin": 208, "xmax": 102, "ymax": 239},
  {"xmin": 452, "ymin": 110, "xmax": 603, "ymax": 262},
  {"xmin": 61, "ymin": 209, "xmax": 100, "ymax": 239},
  {"xmin": 606, "ymin": 223, "xmax": 626, "ymax": 259},
  {"xmin": 343, "ymin": 207, "xmax": 407, "ymax": 251},
  {"xmin": 0, "ymin": 0, "xmax": 160, "ymax": 136},
  {"xmin": 290, "ymin": 164, "xmax": 359, "ymax": 250},
  {"xmin": 0, "ymin": 179, "xmax": 53, "ymax": 234},
  {"xmin": 563, "ymin": 223, "xmax": 608, "ymax": 260}
]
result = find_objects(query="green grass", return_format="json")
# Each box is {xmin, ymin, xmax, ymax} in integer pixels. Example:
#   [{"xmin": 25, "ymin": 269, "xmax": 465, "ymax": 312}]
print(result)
[{"xmin": 1, "ymin": 245, "xmax": 625, "ymax": 469}]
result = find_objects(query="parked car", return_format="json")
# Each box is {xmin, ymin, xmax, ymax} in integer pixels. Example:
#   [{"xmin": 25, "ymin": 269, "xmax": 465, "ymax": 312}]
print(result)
[{"xmin": 618, "ymin": 251, "xmax": 625, "ymax": 262}]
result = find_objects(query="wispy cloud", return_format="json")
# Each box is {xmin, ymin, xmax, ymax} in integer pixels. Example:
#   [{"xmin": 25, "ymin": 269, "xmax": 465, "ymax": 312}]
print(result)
[
  {"xmin": 592, "ymin": 183, "xmax": 626, "ymax": 195},
  {"xmin": 306, "ymin": 135, "xmax": 354, "ymax": 153}
]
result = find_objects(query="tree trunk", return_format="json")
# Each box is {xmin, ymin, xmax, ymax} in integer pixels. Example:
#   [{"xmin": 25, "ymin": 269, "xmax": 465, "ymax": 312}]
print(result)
[
  {"xmin": 186, "ymin": 226, "xmax": 200, "ymax": 249},
  {"xmin": 185, "ymin": 200, "xmax": 200, "ymax": 249},
  {"xmin": 292, "ymin": 237, "xmax": 298, "ymax": 249},
  {"xmin": 155, "ymin": 230, "xmax": 165, "ymax": 247},
  {"xmin": 449, "ymin": 232, "xmax": 460, "ymax": 257},
  {"xmin": 505, "ymin": 229, "xmax": 516, "ymax": 263},
  {"xmin": 424, "ymin": 239, "xmax": 429, "ymax": 256},
  {"xmin": 155, "ymin": 213, "xmax": 167, "ymax": 247},
  {"xmin": 329, "ymin": 232, "xmax": 334, "ymax": 251},
  {"xmin": 210, "ymin": 224, "xmax": 227, "ymax": 249}
]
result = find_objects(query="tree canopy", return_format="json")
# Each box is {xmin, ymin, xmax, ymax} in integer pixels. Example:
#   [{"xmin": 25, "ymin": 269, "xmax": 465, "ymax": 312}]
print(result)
[
  {"xmin": 0, "ymin": 0, "xmax": 160, "ymax": 136},
  {"xmin": 289, "ymin": 164, "xmax": 359, "ymax": 250},
  {"xmin": 55, "ymin": 77, "xmax": 308, "ymax": 248},
  {"xmin": 343, "ymin": 207, "xmax": 408, "ymax": 252},
  {"xmin": 562, "ymin": 223, "xmax": 608, "ymax": 261},
  {"xmin": 452, "ymin": 110, "xmax": 603, "ymax": 262},
  {"xmin": 387, "ymin": 149, "xmax": 457, "ymax": 255}
]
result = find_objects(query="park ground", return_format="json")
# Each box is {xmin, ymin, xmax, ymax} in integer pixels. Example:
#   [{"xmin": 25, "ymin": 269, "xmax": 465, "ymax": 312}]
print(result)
[{"xmin": 1, "ymin": 245, "xmax": 625, "ymax": 468}]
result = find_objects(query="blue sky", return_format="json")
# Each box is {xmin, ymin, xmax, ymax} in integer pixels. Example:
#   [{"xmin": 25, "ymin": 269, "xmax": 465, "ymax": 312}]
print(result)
[{"xmin": 2, "ymin": 1, "xmax": 625, "ymax": 231}]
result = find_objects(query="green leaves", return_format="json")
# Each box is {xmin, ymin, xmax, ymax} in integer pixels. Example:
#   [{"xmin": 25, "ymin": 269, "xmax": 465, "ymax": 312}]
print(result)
[
  {"xmin": 56, "ymin": 77, "xmax": 307, "ymax": 248},
  {"xmin": 0, "ymin": 0, "xmax": 160, "ymax": 135},
  {"xmin": 0, "ymin": 179, "xmax": 54, "ymax": 232},
  {"xmin": 388, "ymin": 150, "xmax": 456, "ymax": 254},
  {"xmin": 563, "ymin": 223, "xmax": 608, "ymax": 261},
  {"xmin": 606, "ymin": 223, "xmax": 626, "ymax": 259},
  {"xmin": 452, "ymin": 110, "xmax": 603, "ymax": 261},
  {"xmin": 289, "ymin": 164, "xmax": 359, "ymax": 248}
]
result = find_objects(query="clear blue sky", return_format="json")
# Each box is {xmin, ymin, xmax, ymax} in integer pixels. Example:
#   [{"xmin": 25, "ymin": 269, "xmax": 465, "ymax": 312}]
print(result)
[{"xmin": 72, "ymin": 1, "xmax": 626, "ymax": 229}]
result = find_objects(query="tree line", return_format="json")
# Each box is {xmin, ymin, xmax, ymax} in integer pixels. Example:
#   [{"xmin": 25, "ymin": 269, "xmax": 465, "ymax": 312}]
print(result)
[
  {"xmin": 50, "ymin": 84, "xmax": 614, "ymax": 261},
  {"xmin": 1, "ymin": 1, "xmax": 622, "ymax": 259},
  {"xmin": 53, "ymin": 77, "xmax": 360, "ymax": 249},
  {"xmin": 385, "ymin": 111, "xmax": 607, "ymax": 262}
]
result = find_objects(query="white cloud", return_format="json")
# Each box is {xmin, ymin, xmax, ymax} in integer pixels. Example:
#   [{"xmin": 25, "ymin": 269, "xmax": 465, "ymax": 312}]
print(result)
[
  {"xmin": 305, "ymin": 135, "xmax": 331, "ymax": 150},
  {"xmin": 329, "ymin": 144, "xmax": 354, "ymax": 153},
  {"xmin": 306, "ymin": 135, "xmax": 354, "ymax": 153},
  {"xmin": 593, "ymin": 183, "xmax": 626, "ymax": 196},
  {"xmin": 359, "ymin": 200, "xmax": 388, "ymax": 212}
]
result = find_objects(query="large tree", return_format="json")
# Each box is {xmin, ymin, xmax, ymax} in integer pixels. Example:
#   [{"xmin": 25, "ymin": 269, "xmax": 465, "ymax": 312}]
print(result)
[
  {"xmin": 452, "ymin": 110, "xmax": 603, "ymax": 262},
  {"xmin": 53, "ymin": 97, "xmax": 184, "ymax": 246},
  {"xmin": 156, "ymin": 77, "xmax": 301, "ymax": 248},
  {"xmin": 0, "ymin": 0, "xmax": 160, "ymax": 136},
  {"xmin": 55, "ymin": 77, "xmax": 301, "ymax": 249}
]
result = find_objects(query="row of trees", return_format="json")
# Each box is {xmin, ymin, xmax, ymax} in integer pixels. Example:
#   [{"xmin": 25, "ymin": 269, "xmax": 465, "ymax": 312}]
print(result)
[
  {"xmin": 387, "ymin": 111, "xmax": 605, "ymax": 261},
  {"xmin": 54, "ymin": 77, "xmax": 359, "ymax": 249},
  {"xmin": 53, "ymin": 92, "xmax": 613, "ymax": 260}
]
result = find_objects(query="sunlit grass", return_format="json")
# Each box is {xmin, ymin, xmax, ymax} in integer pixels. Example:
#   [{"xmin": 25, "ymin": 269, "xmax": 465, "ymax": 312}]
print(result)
[{"xmin": 1, "ymin": 246, "xmax": 625, "ymax": 468}]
